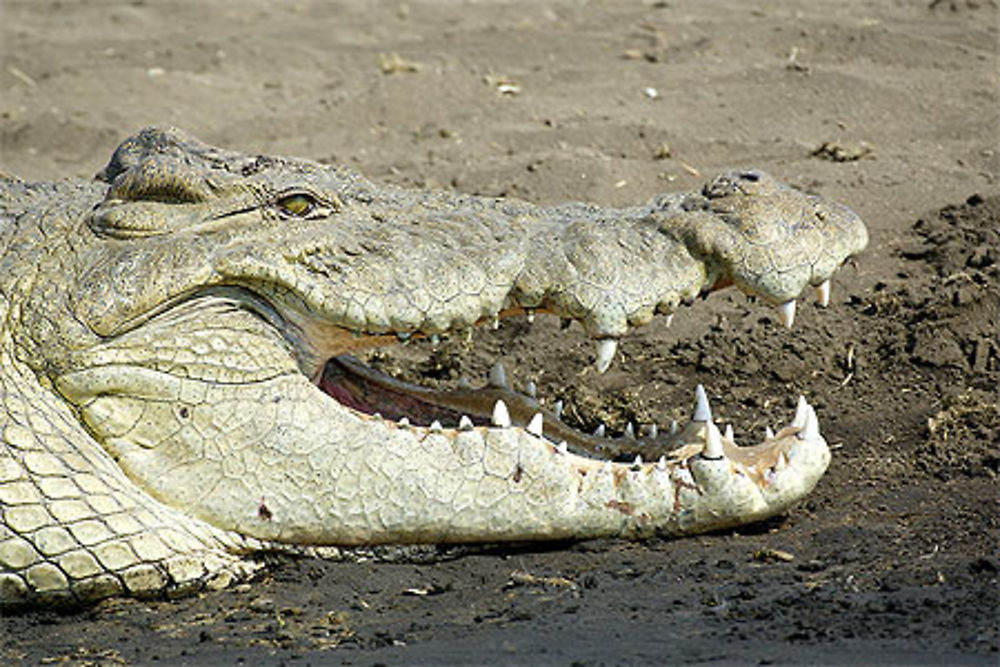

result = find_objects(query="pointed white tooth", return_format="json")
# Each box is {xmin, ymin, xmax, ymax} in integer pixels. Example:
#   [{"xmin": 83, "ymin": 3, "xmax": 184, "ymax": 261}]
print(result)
[
  {"xmin": 664, "ymin": 314, "xmax": 674, "ymax": 327},
  {"xmin": 670, "ymin": 419, "xmax": 678, "ymax": 436},
  {"xmin": 429, "ymin": 420, "xmax": 443, "ymax": 432},
  {"xmin": 776, "ymin": 451, "xmax": 789, "ymax": 470},
  {"xmin": 492, "ymin": 399, "xmax": 511, "ymax": 428},
  {"xmin": 593, "ymin": 424, "xmax": 606, "ymax": 438},
  {"xmin": 800, "ymin": 405, "xmax": 820, "ymax": 440},
  {"xmin": 816, "ymin": 280, "xmax": 831, "ymax": 308},
  {"xmin": 792, "ymin": 395, "xmax": 809, "ymax": 429},
  {"xmin": 648, "ymin": 423, "xmax": 659, "ymax": 440},
  {"xmin": 703, "ymin": 421, "xmax": 724, "ymax": 459},
  {"xmin": 776, "ymin": 299, "xmax": 796, "ymax": 329},
  {"xmin": 595, "ymin": 338, "xmax": 618, "ymax": 374},
  {"xmin": 724, "ymin": 424, "xmax": 734, "ymax": 441},
  {"xmin": 765, "ymin": 426, "xmax": 775, "ymax": 439},
  {"xmin": 656, "ymin": 455, "xmax": 667, "ymax": 471},
  {"xmin": 458, "ymin": 415, "xmax": 474, "ymax": 430},
  {"xmin": 488, "ymin": 361, "xmax": 509, "ymax": 389},
  {"xmin": 624, "ymin": 422, "xmax": 635, "ymax": 439},
  {"xmin": 633, "ymin": 454, "xmax": 643, "ymax": 466},
  {"xmin": 398, "ymin": 417, "xmax": 410, "ymax": 427},
  {"xmin": 527, "ymin": 412, "xmax": 544, "ymax": 437},
  {"xmin": 526, "ymin": 308, "xmax": 536, "ymax": 324},
  {"xmin": 557, "ymin": 441, "xmax": 568, "ymax": 455},
  {"xmin": 553, "ymin": 400, "xmax": 564, "ymax": 419},
  {"xmin": 525, "ymin": 381, "xmax": 537, "ymax": 398},
  {"xmin": 492, "ymin": 314, "xmax": 500, "ymax": 330},
  {"xmin": 429, "ymin": 334, "xmax": 441, "ymax": 346},
  {"xmin": 693, "ymin": 385, "xmax": 712, "ymax": 422}
]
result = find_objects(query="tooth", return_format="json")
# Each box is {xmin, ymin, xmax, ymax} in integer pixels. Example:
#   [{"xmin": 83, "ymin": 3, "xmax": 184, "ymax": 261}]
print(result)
[
  {"xmin": 595, "ymin": 339, "xmax": 618, "ymax": 374},
  {"xmin": 765, "ymin": 426, "xmax": 775, "ymax": 439},
  {"xmin": 593, "ymin": 424, "xmax": 606, "ymax": 438},
  {"xmin": 488, "ymin": 361, "xmax": 509, "ymax": 389},
  {"xmin": 792, "ymin": 396, "xmax": 809, "ymax": 429},
  {"xmin": 526, "ymin": 308, "xmax": 536, "ymax": 324},
  {"xmin": 624, "ymin": 423, "xmax": 635, "ymax": 439},
  {"xmin": 429, "ymin": 420, "xmax": 443, "ymax": 432},
  {"xmin": 601, "ymin": 461, "xmax": 613, "ymax": 474},
  {"xmin": 525, "ymin": 381, "xmax": 537, "ymax": 398},
  {"xmin": 429, "ymin": 334, "xmax": 441, "ymax": 346},
  {"xmin": 776, "ymin": 451, "xmax": 789, "ymax": 470},
  {"xmin": 527, "ymin": 412, "xmax": 544, "ymax": 437},
  {"xmin": 648, "ymin": 424, "xmax": 659, "ymax": 440},
  {"xmin": 776, "ymin": 299, "xmax": 796, "ymax": 329},
  {"xmin": 800, "ymin": 405, "xmax": 820, "ymax": 440},
  {"xmin": 816, "ymin": 280, "xmax": 831, "ymax": 307},
  {"xmin": 397, "ymin": 332, "xmax": 412, "ymax": 342},
  {"xmin": 457, "ymin": 376, "xmax": 473, "ymax": 390},
  {"xmin": 492, "ymin": 314, "xmax": 500, "ymax": 330},
  {"xmin": 492, "ymin": 399, "xmax": 511, "ymax": 428},
  {"xmin": 458, "ymin": 415, "xmax": 474, "ymax": 430},
  {"xmin": 724, "ymin": 424, "xmax": 734, "ymax": 441},
  {"xmin": 553, "ymin": 400, "xmax": 564, "ymax": 419},
  {"xmin": 557, "ymin": 441, "xmax": 569, "ymax": 455},
  {"xmin": 665, "ymin": 314, "xmax": 674, "ymax": 327},
  {"xmin": 702, "ymin": 421, "xmax": 724, "ymax": 459},
  {"xmin": 633, "ymin": 455, "xmax": 643, "ymax": 466},
  {"xmin": 693, "ymin": 385, "xmax": 712, "ymax": 422},
  {"xmin": 398, "ymin": 417, "xmax": 410, "ymax": 427},
  {"xmin": 656, "ymin": 456, "xmax": 668, "ymax": 471},
  {"xmin": 670, "ymin": 419, "xmax": 678, "ymax": 436}
]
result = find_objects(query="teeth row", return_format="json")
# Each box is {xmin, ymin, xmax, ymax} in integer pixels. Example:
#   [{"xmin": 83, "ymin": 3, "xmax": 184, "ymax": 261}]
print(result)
[
  {"xmin": 392, "ymin": 278, "xmax": 833, "ymax": 374},
  {"xmin": 409, "ymin": 383, "xmax": 822, "ymax": 465},
  {"xmin": 476, "ymin": 363, "xmax": 822, "ymax": 448},
  {"xmin": 587, "ymin": 278, "xmax": 832, "ymax": 372}
]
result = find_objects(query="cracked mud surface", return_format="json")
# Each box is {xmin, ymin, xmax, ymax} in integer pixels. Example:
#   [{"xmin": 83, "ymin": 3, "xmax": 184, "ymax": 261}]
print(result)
[{"xmin": 1, "ymin": 1, "xmax": 997, "ymax": 664}]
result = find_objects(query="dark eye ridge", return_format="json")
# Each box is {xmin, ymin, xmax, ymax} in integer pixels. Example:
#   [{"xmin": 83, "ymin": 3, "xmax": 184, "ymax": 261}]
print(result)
[{"xmin": 276, "ymin": 192, "xmax": 316, "ymax": 217}]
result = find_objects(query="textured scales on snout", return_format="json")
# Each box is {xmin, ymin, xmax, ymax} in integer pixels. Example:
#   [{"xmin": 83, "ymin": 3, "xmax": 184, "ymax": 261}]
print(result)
[{"xmin": 0, "ymin": 127, "xmax": 868, "ymax": 607}]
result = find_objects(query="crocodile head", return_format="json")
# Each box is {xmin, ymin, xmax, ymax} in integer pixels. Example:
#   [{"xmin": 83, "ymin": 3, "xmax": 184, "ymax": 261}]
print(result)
[{"xmin": 35, "ymin": 127, "xmax": 866, "ymax": 546}]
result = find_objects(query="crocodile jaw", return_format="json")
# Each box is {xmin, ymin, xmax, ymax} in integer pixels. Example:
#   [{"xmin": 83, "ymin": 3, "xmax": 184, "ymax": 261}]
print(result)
[{"xmin": 55, "ymin": 318, "xmax": 831, "ymax": 545}]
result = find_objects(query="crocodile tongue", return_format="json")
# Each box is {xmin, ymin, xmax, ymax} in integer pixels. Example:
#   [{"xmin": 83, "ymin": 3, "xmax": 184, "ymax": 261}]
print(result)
[{"xmin": 318, "ymin": 355, "xmax": 676, "ymax": 461}]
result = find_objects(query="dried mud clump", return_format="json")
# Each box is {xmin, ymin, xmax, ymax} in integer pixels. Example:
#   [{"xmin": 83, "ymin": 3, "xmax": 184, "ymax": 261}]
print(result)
[
  {"xmin": 920, "ymin": 391, "xmax": 1000, "ymax": 479},
  {"xmin": 899, "ymin": 194, "xmax": 999, "ymax": 383}
]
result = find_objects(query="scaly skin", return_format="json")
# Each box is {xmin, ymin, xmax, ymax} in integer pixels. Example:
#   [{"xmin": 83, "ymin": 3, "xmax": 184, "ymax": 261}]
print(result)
[{"xmin": 0, "ymin": 127, "xmax": 868, "ymax": 607}]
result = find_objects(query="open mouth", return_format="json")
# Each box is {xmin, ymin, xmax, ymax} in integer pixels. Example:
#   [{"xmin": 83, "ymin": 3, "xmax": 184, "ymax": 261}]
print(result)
[{"xmin": 307, "ymin": 290, "xmax": 827, "ymax": 476}]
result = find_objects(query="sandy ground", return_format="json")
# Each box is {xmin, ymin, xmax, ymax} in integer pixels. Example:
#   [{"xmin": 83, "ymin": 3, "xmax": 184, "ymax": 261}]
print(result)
[{"xmin": 1, "ymin": 0, "xmax": 998, "ymax": 664}]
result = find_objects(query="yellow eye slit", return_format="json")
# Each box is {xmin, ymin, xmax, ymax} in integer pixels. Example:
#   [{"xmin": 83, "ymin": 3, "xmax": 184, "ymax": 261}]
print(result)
[{"xmin": 277, "ymin": 192, "xmax": 316, "ymax": 217}]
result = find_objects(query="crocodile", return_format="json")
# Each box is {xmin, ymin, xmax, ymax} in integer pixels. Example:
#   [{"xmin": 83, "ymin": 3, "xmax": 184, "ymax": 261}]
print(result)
[{"xmin": 0, "ymin": 127, "xmax": 868, "ymax": 607}]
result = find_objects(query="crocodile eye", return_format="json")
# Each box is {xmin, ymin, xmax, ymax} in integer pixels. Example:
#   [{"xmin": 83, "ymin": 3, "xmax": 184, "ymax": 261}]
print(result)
[{"xmin": 276, "ymin": 192, "xmax": 316, "ymax": 217}]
